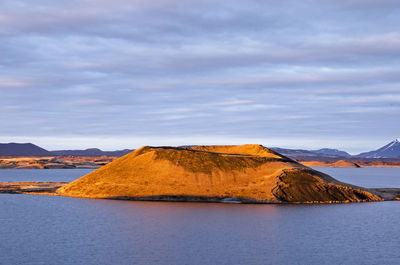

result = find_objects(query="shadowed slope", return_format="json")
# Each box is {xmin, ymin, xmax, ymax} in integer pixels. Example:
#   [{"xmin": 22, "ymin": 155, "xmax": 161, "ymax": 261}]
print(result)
[{"xmin": 57, "ymin": 145, "xmax": 381, "ymax": 203}]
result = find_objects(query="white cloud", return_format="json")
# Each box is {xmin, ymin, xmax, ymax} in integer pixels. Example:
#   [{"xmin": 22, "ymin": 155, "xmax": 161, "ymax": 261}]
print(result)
[{"xmin": 1, "ymin": 0, "xmax": 399, "ymax": 151}]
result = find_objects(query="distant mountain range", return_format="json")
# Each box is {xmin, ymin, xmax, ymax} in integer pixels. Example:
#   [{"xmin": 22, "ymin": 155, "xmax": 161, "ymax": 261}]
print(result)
[
  {"xmin": 0, "ymin": 139, "xmax": 399, "ymax": 159},
  {"xmin": 51, "ymin": 148, "xmax": 132, "ymax": 157},
  {"xmin": 0, "ymin": 143, "xmax": 133, "ymax": 157},
  {"xmin": 270, "ymin": 147, "xmax": 351, "ymax": 161},
  {"xmin": 271, "ymin": 139, "xmax": 400, "ymax": 160},
  {"xmin": 0, "ymin": 143, "xmax": 53, "ymax": 156},
  {"xmin": 312, "ymin": 148, "xmax": 351, "ymax": 157}
]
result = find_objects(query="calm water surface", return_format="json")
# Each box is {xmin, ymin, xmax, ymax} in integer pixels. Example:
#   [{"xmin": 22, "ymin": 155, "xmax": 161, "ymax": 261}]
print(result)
[
  {"xmin": 314, "ymin": 167, "xmax": 400, "ymax": 188},
  {"xmin": 0, "ymin": 168, "xmax": 94, "ymax": 182},
  {"xmin": 0, "ymin": 168, "xmax": 399, "ymax": 265}
]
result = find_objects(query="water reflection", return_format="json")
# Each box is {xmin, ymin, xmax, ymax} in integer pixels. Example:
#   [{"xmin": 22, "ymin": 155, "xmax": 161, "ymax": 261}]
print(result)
[{"xmin": 0, "ymin": 194, "xmax": 399, "ymax": 265}]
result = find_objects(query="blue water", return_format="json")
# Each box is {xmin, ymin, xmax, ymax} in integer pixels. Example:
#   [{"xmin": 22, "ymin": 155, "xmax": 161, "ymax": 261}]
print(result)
[
  {"xmin": 0, "ymin": 168, "xmax": 94, "ymax": 182},
  {"xmin": 314, "ymin": 167, "xmax": 400, "ymax": 188},
  {"xmin": 0, "ymin": 168, "xmax": 399, "ymax": 265}
]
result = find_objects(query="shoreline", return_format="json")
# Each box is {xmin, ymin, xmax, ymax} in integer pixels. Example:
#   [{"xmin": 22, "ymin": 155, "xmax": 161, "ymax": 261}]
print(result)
[
  {"xmin": 1, "ymin": 182, "xmax": 399, "ymax": 203},
  {"xmin": 300, "ymin": 160, "xmax": 400, "ymax": 168},
  {"xmin": 0, "ymin": 182, "xmax": 67, "ymax": 196}
]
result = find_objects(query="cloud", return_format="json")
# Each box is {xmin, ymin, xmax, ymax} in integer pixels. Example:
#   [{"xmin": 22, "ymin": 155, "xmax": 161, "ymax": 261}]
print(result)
[
  {"xmin": 64, "ymin": 98, "xmax": 107, "ymax": 107},
  {"xmin": 204, "ymin": 100, "xmax": 255, "ymax": 107},
  {"xmin": 0, "ymin": 0, "xmax": 399, "ymax": 152},
  {"xmin": 0, "ymin": 78, "xmax": 29, "ymax": 88}
]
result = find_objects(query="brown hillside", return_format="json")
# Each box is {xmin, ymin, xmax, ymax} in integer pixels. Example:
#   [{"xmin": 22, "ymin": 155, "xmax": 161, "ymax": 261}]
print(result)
[{"xmin": 57, "ymin": 145, "xmax": 381, "ymax": 203}]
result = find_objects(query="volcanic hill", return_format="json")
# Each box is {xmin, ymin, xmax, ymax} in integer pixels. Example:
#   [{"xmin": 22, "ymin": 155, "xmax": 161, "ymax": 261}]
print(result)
[{"xmin": 57, "ymin": 144, "xmax": 381, "ymax": 203}]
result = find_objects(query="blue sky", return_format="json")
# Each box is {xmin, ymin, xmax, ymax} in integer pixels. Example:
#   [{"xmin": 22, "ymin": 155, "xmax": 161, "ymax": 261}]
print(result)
[{"xmin": 1, "ymin": 0, "xmax": 399, "ymax": 153}]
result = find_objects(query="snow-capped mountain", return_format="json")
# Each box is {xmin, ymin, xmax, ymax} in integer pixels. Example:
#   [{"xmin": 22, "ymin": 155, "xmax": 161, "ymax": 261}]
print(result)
[{"xmin": 357, "ymin": 139, "xmax": 400, "ymax": 158}]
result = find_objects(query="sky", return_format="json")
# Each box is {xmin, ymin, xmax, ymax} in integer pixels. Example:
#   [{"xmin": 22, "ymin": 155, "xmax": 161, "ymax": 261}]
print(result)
[{"xmin": 1, "ymin": 0, "xmax": 399, "ymax": 153}]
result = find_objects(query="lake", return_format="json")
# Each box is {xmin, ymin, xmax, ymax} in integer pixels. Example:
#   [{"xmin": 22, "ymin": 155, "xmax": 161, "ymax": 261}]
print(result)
[
  {"xmin": 0, "ymin": 167, "xmax": 399, "ymax": 265},
  {"xmin": 0, "ymin": 168, "xmax": 94, "ymax": 182},
  {"xmin": 314, "ymin": 167, "xmax": 400, "ymax": 188}
]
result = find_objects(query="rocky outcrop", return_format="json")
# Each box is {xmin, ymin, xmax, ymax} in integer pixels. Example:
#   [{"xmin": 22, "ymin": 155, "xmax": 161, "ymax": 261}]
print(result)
[
  {"xmin": 57, "ymin": 145, "xmax": 382, "ymax": 203},
  {"xmin": 300, "ymin": 160, "xmax": 360, "ymax": 168},
  {"xmin": 0, "ymin": 182, "xmax": 67, "ymax": 195}
]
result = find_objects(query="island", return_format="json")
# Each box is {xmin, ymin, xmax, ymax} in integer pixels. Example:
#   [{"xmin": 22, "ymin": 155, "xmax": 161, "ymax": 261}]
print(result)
[
  {"xmin": 56, "ymin": 144, "xmax": 400, "ymax": 203},
  {"xmin": 2, "ymin": 145, "xmax": 399, "ymax": 203}
]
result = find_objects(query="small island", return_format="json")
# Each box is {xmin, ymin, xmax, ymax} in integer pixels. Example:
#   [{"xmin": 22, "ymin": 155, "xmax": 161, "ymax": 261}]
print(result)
[
  {"xmin": 0, "ymin": 182, "xmax": 67, "ymax": 195},
  {"xmin": 56, "ymin": 144, "xmax": 400, "ymax": 203},
  {"xmin": 2, "ymin": 145, "xmax": 399, "ymax": 203}
]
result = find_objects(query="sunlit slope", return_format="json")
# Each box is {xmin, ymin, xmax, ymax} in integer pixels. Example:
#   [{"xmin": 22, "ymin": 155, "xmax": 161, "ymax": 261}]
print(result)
[{"xmin": 57, "ymin": 145, "xmax": 381, "ymax": 203}]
